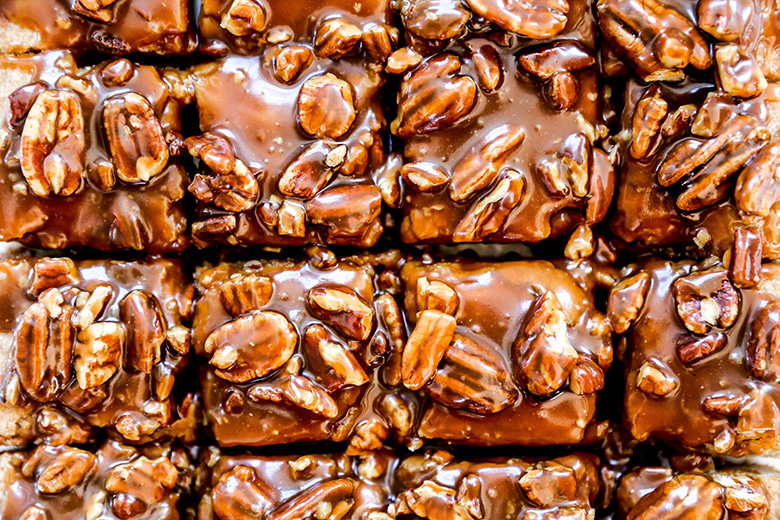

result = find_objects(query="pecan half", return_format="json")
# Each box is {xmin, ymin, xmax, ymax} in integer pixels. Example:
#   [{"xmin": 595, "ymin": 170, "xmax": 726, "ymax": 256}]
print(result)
[
  {"xmin": 673, "ymin": 269, "xmax": 740, "ymax": 334},
  {"xmin": 402, "ymin": 310, "xmax": 457, "ymax": 391},
  {"xmin": 278, "ymin": 142, "xmax": 341, "ymax": 198},
  {"xmin": 399, "ymin": 0, "xmax": 470, "ymax": 40},
  {"xmin": 472, "ymin": 44, "xmax": 503, "ymax": 92},
  {"xmin": 703, "ymin": 394, "xmax": 742, "ymax": 416},
  {"xmin": 220, "ymin": 0, "xmax": 267, "ymax": 36},
  {"xmin": 425, "ymin": 334, "xmax": 518, "ymax": 414},
  {"xmin": 630, "ymin": 89, "xmax": 668, "ymax": 159},
  {"xmin": 737, "ymin": 389, "xmax": 780, "ymax": 440},
  {"xmin": 391, "ymin": 54, "xmax": 477, "ymax": 139},
  {"xmin": 188, "ymin": 159, "xmax": 260, "ymax": 213},
  {"xmin": 735, "ymin": 140, "xmax": 780, "ymax": 218},
  {"xmin": 513, "ymin": 291, "xmax": 578, "ymax": 396},
  {"xmin": 16, "ymin": 302, "xmax": 74, "ymax": 402},
  {"xmin": 453, "ymin": 169, "xmax": 525, "ymax": 242},
  {"xmin": 103, "ymin": 93, "xmax": 169, "ymax": 183},
  {"xmin": 597, "ymin": 0, "xmax": 711, "ymax": 81},
  {"xmin": 676, "ymin": 332, "xmax": 727, "ymax": 365},
  {"xmin": 730, "ymin": 227, "xmax": 762, "ymax": 288},
  {"xmin": 28, "ymin": 258, "xmax": 80, "ymax": 297},
  {"xmin": 315, "ymin": 18, "xmax": 362, "ymax": 59},
  {"xmin": 74, "ymin": 322, "xmax": 124, "ymax": 389},
  {"xmin": 306, "ymin": 184, "xmax": 382, "ymax": 239},
  {"xmin": 449, "ymin": 124, "xmax": 525, "ymax": 202},
  {"xmin": 219, "ymin": 274, "xmax": 273, "ymax": 316},
  {"xmin": 119, "ymin": 291, "xmax": 166, "ymax": 374},
  {"xmin": 416, "ymin": 278, "xmax": 459, "ymax": 315},
  {"xmin": 308, "ymin": 285, "xmax": 374, "ymax": 341},
  {"xmin": 303, "ymin": 324, "xmax": 369, "ymax": 389},
  {"xmin": 211, "ymin": 466, "xmax": 275, "ymax": 520},
  {"xmin": 401, "ymin": 162, "xmax": 450, "ymax": 192},
  {"xmin": 204, "ymin": 311, "xmax": 298, "ymax": 383},
  {"xmin": 106, "ymin": 456, "xmax": 178, "ymax": 518},
  {"xmin": 697, "ymin": 0, "xmax": 752, "ymax": 42},
  {"xmin": 297, "ymin": 73, "xmax": 356, "ymax": 140},
  {"xmin": 466, "ymin": 0, "xmax": 569, "ymax": 39},
  {"xmin": 279, "ymin": 375, "xmax": 339, "ymax": 419},
  {"xmin": 267, "ymin": 479, "xmax": 355, "ymax": 520},
  {"xmin": 21, "ymin": 89, "xmax": 84, "ymax": 197},
  {"xmin": 362, "ymin": 23, "xmax": 398, "ymax": 63},
  {"xmin": 714, "ymin": 475, "xmax": 769, "ymax": 516},
  {"xmin": 627, "ymin": 475, "xmax": 723, "ymax": 520},
  {"xmin": 36, "ymin": 447, "xmax": 96, "ymax": 494},
  {"xmin": 747, "ymin": 302, "xmax": 780, "ymax": 382}
]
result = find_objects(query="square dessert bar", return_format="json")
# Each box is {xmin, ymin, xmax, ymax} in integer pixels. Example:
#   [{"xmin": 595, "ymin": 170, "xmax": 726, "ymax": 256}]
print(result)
[
  {"xmin": 399, "ymin": 258, "xmax": 613, "ymax": 446},
  {"xmin": 193, "ymin": 249, "xmax": 409, "ymax": 450},
  {"xmin": 0, "ymin": 256, "xmax": 196, "ymax": 446},
  {"xmin": 610, "ymin": 258, "xmax": 780, "ymax": 456},
  {"xmin": 0, "ymin": 0, "xmax": 194, "ymax": 55},
  {"xmin": 391, "ymin": 0, "xmax": 615, "ymax": 248},
  {"xmin": 197, "ymin": 0, "xmax": 394, "ymax": 56},
  {"xmin": 0, "ymin": 52, "xmax": 190, "ymax": 252},
  {"xmin": 187, "ymin": 47, "xmax": 393, "ymax": 247},
  {"xmin": 618, "ymin": 465, "xmax": 780, "ymax": 520},
  {"xmin": 197, "ymin": 448, "xmax": 602, "ymax": 520},
  {"xmin": 0, "ymin": 441, "xmax": 192, "ymax": 520}
]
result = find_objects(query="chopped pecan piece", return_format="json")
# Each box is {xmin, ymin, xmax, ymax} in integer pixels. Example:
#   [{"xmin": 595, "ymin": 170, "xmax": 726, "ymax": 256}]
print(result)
[
  {"xmin": 401, "ymin": 162, "xmax": 450, "ymax": 192},
  {"xmin": 8, "ymin": 82, "xmax": 47, "ymax": 127},
  {"xmin": 73, "ymin": 285, "xmax": 113, "ymax": 330},
  {"xmin": 735, "ymin": 140, "xmax": 780, "ymax": 217},
  {"xmin": 453, "ymin": 169, "xmax": 525, "ymax": 242},
  {"xmin": 736, "ymin": 389, "xmax": 780, "ymax": 440},
  {"xmin": 402, "ymin": 310, "xmax": 457, "ymax": 391},
  {"xmin": 185, "ymin": 132, "xmax": 235, "ymax": 175},
  {"xmin": 279, "ymin": 375, "xmax": 339, "ymax": 419},
  {"xmin": 100, "ymin": 58, "xmax": 134, "ymax": 86},
  {"xmin": 730, "ymin": 227, "xmax": 762, "ymax": 288},
  {"xmin": 103, "ymin": 92, "xmax": 169, "ymax": 183},
  {"xmin": 188, "ymin": 159, "xmax": 260, "ymax": 213},
  {"xmin": 716, "ymin": 44, "xmax": 767, "ymax": 99},
  {"xmin": 392, "ymin": 54, "xmax": 477, "ymax": 139},
  {"xmin": 306, "ymin": 184, "xmax": 382, "ymax": 239},
  {"xmin": 204, "ymin": 311, "xmax": 298, "ymax": 383},
  {"xmin": 119, "ymin": 291, "xmax": 166, "ymax": 374},
  {"xmin": 519, "ymin": 462, "xmax": 577, "ymax": 508},
  {"xmin": 21, "ymin": 89, "xmax": 85, "ymax": 197},
  {"xmin": 747, "ymin": 302, "xmax": 780, "ymax": 382},
  {"xmin": 676, "ymin": 332, "xmax": 727, "ymax": 365},
  {"xmin": 362, "ymin": 23, "xmax": 398, "ymax": 63},
  {"xmin": 211, "ymin": 466, "xmax": 275, "ymax": 520},
  {"xmin": 697, "ymin": 0, "xmax": 752, "ymax": 42},
  {"xmin": 16, "ymin": 302, "xmax": 74, "ymax": 402},
  {"xmin": 456, "ymin": 474, "xmax": 484, "ymax": 519},
  {"xmin": 513, "ymin": 291, "xmax": 578, "ymax": 396},
  {"xmin": 569, "ymin": 357, "xmax": 605, "ymax": 395},
  {"xmin": 673, "ymin": 269, "xmax": 740, "ymax": 334},
  {"xmin": 714, "ymin": 475, "xmax": 768, "ymax": 515},
  {"xmin": 399, "ymin": 0, "xmax": 470, "ymax": 40},
  {"xmin": 303, "ymin": 324, "xmax": 369, "ymax": 389},
  {"xmin": 517, "ymin": 42, "xmax": 595, "ymax": 110},
  {"xmin": 18, "ymin": 507, "xmax": 47, "ymax": 520},
  {"xmin": 278, "ymin": 142, "xmax": 340, "ymax": 198},
  {"xmin": 472, "ymin": 44, "xmax": 503, "ymax": 92},
  {"xmin": 630, "ymin": 89, "xmax": 667, "ymax": 159},
  {"xmin": 703, "ymin": 394, "xmax": 742, "ymax": 416},
  {"xmin": 636, "ymin": 360, "xmax": 677, "ymax": 396},
  {"xmin": 398, "ymin": 480, "xmax": 472, "ymax": 520},
  {"xmin": 220, "ymin": 0, "xmax": 267, "ymax": 36},
  {"xmin": 308, "ymin": 285, "xmax": 374, "ymax": 341},
  {"xmin": 425, "ymin": 334, "xmax": 518, "ymax": 414},
  {"xmin": 314, "ymin": 18, "xmax": 362, "ymax": 59},
  {"xmin": 106, "ymin": 456, "xmax": 178, "ymax": 518},
  {"xmin": 597, "ymin": 0, "xmax": 711, "ymax": 81},
  {"xmin": 219, "ymin": 274, "xmax": 273, "ymax": 316},
  {"xmin": 267, "ymin": 479, "xmax": 355, "ymax": 520},
  {"xmin": 297, "ymin": 73, "xmax": 356, "ymax": 140},
  {"xmin": 466, "ymin": 0, "xmax": 569, "ymax": 39},
  {"xmin": 36, "ymin": 447, "xmax": 96, "ymax": 494},
  {"xmin": 416, "ymin": 278, "xmax": 459, "ymax": 315},
  {"xmin": 273, "ymin": 45, "xmax": 313, "ymax": 83},
  {"xmin": 74, "ymin": 322, "xmax": 124, "ymax": 389},
  {"xmin": 449, "ymin": 124, "xmax": 525, "ymax": 202}
]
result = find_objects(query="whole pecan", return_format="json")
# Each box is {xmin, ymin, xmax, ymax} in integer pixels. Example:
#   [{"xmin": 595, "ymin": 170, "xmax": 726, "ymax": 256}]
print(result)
[
  {"xmin": 425, "ymin": 334, "xmax": 518, "ymax": 414},
  {"xmin": 297, "ymin": 73, "xmax": 356, "ymax": 140},
  {"xmin": 15, "ymin": 301, "xmax": 74, "ymax": 402},
  {"xmin": 392, "ymin": 54, "xmax": 477, "ymax": 139},
  {"xmin": 673, "ymin": 269, "xmax": 740, "ymax": 335},
  {"xmin": 513, "ymin": 291, "xmax": 579, "ymax": 396},
  {"xmin": 204, "ymin": 311, "xmax": 298, "ymax": 383},
  {"xmin": 103, "ymin": 92, "xmax": 169, "ymax": 183},
  {"xmin": 219, "ymin": 274, "xmax": 273, "ymax": 316},
  {"xmin": 402, "ymin": 309, "xmax": 457, "ymax": 391},
  {"xmin": 211, "ymin": 466, "xmax": 275, "ymax": 520},
  {"xmin": 747, "ymin": 301, "xmax": 780, "ymax": 382},
  {"xmin": 119, "ymin": 291, "xmax": 166, "ymax": 374},
  {"xmin": 466, "ymin": 0, "xmax": 569, "ymax": 39},
  {"xmin": 21, "ymin": 89, "xmax": 85, "ymax": 197},
  {"xmin": 307, "ymin": 285, "xmax": 375, "ymax": 341}
]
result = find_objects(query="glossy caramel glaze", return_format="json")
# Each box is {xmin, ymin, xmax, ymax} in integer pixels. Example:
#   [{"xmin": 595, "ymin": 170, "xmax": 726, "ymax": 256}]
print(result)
[{"xmin": 0, "ymin": 52, "xmax": 189, "ymax": 252}]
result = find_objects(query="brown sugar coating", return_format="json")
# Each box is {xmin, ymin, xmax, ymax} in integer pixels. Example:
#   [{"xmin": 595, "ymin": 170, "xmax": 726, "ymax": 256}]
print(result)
[
  {"xmin": 0, "ymin": 0, "xmax": 195, "ymax": 55},
  {"xmin": 188, "ymin": 49, "xmax": 391, "ymax": 247},
  {"xmin": 617, "ymin": 465, "xmax": 779, "ymax": 520},
  {"xmin": 197, "ymin": 448, "xmax": 602, "ymax": 520},
  {"xmin": 197, "ymin": 0, "xmax": 394, "ymax": 56},
  {"xmin": 0, "ymin": 256, "xmax": 196, "ymax": 446},
  {"xmin": 400, "ymin": 258, "xmax": 613, "ymax": 445},
  {"xmin": 391, "ymin": 0, "xmax": 615, "ymax": 247},
  {"xmin": 611, "ymin": 258, "xmax": 780, "ymax": 457},
  {"xmin": 193, "ymin": 249, "xmax": 412, "ymax": 449},
  {"xmin": 0, "ymin": 441, "xmax": 192, "ymax": 520},
  {"xmin": 0, "ymin": 52, "xmax": 190, "ymax": 252}
]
